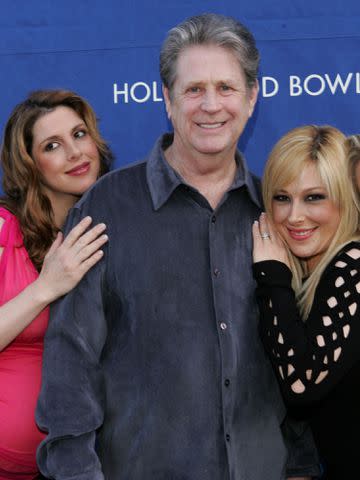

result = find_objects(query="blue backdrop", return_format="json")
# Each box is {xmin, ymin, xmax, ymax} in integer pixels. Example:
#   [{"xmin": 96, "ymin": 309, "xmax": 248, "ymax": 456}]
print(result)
[{"xmin": 1, "ymin": 0, "xmax": 359, "ymax": 185}]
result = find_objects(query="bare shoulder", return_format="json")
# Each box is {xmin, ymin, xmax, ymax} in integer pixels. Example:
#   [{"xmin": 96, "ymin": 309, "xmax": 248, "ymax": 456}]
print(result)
[{"xmin": 0, "ymin": 216, "xmax": 5, "ymax": 258}]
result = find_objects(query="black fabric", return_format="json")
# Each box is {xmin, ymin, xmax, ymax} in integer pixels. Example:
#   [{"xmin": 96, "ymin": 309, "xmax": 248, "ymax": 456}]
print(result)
[{"xmin": 254, "ymin": 242, "xmax": 360, "ymax": 478}]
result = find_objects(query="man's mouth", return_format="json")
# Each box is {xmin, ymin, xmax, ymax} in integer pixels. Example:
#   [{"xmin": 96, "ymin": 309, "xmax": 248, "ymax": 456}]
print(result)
[{"xmin": 197, "ymin": 122, "xmax": 226, "ymax": 129}]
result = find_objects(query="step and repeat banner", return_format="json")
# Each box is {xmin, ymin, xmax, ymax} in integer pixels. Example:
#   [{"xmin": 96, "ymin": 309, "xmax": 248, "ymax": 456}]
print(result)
[{"xmin": 0, "ymin": 0, "xmax": 359, "ymax": 184}]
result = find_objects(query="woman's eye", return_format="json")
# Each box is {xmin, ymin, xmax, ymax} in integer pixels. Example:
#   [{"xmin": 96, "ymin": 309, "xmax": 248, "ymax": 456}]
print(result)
[
  {"xmin": 273, "ymin": 194, "xmax": 289, "ymax": 202},
  {"xmin": 306, "ymin": 194, "xmax": 326, "ymax": 201},
  {"xmin": 74, "ymin": 130, "xmax": 86, "ymax": 139},
  {"xmin": 44, "ymin": 142, "xmax": 59, "ymax": 152}
]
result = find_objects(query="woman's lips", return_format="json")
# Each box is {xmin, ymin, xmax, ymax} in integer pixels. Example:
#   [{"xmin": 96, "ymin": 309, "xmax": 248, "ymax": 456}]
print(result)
[
  {"xmin": 66, "ymin": 162, "xmax": 90, "ymax": 176},
  {"xmin": 287, "ymin": 227, "xmax": 317, "ymax": 241}
]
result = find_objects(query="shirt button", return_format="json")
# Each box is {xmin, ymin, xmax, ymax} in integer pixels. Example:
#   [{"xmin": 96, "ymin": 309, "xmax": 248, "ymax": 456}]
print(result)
[
  {"xmin": 224, "ymin": 378, "xmax": 230, "ymax": 387},
  {"xmin": 220, "ymin": 322, "xmax": 227, "ymax": 330},
  {"xmin": 226, "ymin": 433, "xmax": 230, "ymax": 442},
  {"xmin": 214, "ymin": 268, "xmax": 220, "ymax": 277},
  {"xmin": 211, "ymin": 215, "xmax": 216, "ymax": 223}
]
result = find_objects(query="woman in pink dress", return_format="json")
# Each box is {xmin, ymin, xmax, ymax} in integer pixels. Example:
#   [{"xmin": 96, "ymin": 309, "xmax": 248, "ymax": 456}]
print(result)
[{"xmin": 0, "ymin": 89, "xmax": 112, "ymax": 479}]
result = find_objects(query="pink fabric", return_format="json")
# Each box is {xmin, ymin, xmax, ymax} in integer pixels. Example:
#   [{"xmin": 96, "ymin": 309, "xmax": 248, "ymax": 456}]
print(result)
[{"xmin": 0, "ymin": 207, "xmax": 48, "ymax": 479}]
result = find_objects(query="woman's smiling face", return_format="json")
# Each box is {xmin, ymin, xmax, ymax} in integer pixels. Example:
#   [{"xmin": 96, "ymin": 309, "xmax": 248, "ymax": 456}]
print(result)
[{"xmin": 272, "ymin": 162, "xmax": 341, "ymax": 272}]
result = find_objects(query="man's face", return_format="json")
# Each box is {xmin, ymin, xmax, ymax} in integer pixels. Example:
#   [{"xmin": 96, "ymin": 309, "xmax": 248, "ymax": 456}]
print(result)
[{"xmin": 163, "ymin": 44, "xmax": 258, "ymax": 159}]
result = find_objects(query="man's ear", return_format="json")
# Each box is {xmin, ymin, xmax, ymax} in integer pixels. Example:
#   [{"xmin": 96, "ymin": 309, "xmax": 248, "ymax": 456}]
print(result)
[
  {"xmin": 248, "ymin": 79, "xmax": 259, "ymax": 118},
  {"xmin": 163, "ymin": 85, "xmax": 172, "ymax": 120}
]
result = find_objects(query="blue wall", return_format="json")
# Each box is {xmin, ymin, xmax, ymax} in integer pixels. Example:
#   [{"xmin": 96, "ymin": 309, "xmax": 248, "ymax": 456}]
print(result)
[{"xmin": 1, "ymin": 0, "xmax": 359, "ymax": 184}]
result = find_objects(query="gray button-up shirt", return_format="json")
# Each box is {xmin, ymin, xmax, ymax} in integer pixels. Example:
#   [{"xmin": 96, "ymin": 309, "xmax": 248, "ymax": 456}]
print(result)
[{"xmin": 36, "ymin": 134, "xmax": 319, "ymax": 480}]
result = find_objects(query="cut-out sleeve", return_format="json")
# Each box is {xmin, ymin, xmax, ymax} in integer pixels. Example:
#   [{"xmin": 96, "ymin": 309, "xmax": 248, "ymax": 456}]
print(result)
[{"xmin": 253, "ymin": 242, "xmax": 360, "ymax": 407}]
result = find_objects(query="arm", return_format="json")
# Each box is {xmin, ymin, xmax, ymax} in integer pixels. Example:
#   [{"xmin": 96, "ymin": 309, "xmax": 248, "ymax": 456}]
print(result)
[
  {"xmin": 253, "ymin": 216, "xmax": 321, "ymax": 478},
  {"xmin": 0, "ymin": 216, "xmax": 107, "ymax": 351},
  {"xmin": 287, "ymin": 476, "xmax": 312, "ymax": 479},
  {"xmin": 283, "ymin": 415, "xmax": 320, "ymax": 479},
  {"xmin": 36, "ymin": 206, "xmax": 108, "ymax": 479},
  {"xmin": 253, "ymin": 216, "xmax": 360, "ymax": 407}
]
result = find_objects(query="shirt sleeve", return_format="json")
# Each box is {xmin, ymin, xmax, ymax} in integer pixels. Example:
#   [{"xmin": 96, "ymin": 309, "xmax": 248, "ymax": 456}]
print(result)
[
  {"xmin": 253, "ymin": 244, "xmax": 360, "ymax": 407},
  {"xmin": 282, "ymin": 415, "xmax": 320, "ymax": 478},
  {"xmin": 36, "ymin": 205, "xmax": 107, "ymax": 480}
]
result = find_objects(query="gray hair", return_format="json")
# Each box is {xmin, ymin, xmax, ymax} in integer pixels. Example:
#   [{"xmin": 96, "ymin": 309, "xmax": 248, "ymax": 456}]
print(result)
[{"xmin": 160, "ymin": 13, "xmax": 260, "ymax": 95}]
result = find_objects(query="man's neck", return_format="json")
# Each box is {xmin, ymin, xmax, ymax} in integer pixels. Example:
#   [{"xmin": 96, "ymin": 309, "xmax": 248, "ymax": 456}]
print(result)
[{"xmin": 164, "ymin": 144, "xmax": 237, "ymax": 210}]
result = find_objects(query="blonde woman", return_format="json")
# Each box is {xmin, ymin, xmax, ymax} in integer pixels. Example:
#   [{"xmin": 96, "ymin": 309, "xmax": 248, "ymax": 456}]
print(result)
[{"xmin": 252, "ymin": 125, "xmax": 360, "ymax": 479}]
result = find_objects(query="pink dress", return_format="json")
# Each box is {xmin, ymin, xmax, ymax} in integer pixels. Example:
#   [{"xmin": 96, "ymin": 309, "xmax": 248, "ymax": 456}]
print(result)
[{"xmin": 0, "ymin": 207, "xmax": 48, "ymax": 479}]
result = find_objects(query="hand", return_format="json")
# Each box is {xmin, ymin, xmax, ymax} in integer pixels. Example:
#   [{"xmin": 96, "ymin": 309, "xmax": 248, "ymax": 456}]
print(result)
[
  {"xmin": 286, "ymin": 477, "xmax": 312, "ymax": 480},
  {"xmin": 252, "ymin": 212, "xmax": 289, "ymax": 267},
  {"xmin": 36, "ymin": 216, "xmax": 108, "ymax": 301}
]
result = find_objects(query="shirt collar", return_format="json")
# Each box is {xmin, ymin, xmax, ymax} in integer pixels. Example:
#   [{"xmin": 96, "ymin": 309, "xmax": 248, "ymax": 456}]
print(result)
[
  {"xmin": 232, "ymin": 150, "xmax": 262, "ymax": 209},
  {"xmin": 147, "ymin": 133, "xmax": 262, "ymax": 210},
  {"xmin": 146, "ymin": 134, "xmax": 182, "ymax": 211}
]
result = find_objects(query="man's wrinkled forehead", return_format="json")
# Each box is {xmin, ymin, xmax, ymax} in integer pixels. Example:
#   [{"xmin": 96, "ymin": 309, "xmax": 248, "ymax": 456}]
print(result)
[{"xmin": 170, "ymin": 44, "xmax": 247, "ymax": 92}]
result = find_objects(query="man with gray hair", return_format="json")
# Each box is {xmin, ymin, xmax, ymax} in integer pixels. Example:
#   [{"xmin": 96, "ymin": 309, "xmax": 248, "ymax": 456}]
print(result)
[{"xmin": 37, "ymin": 13, "xmax": 319, "ymax": 480}]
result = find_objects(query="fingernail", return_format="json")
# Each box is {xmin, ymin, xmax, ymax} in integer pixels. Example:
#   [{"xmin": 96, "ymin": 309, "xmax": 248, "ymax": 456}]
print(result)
[{"xmin": 254, "ymin": 220, "xmax": 259, "ymax": 225}]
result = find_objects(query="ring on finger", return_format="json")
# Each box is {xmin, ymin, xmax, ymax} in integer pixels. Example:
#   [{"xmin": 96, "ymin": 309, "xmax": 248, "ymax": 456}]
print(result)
[{"xmin": 260, "ymin": 232, "xmax": 271, "ymax": 239}]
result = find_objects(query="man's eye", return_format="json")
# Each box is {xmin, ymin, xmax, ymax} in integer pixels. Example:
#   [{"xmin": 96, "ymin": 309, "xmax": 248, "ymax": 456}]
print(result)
[
  {"xmin": 187, "ymin": 86, "xmax": 201, "ymax": 94},
  {"xmin": 220, "ymin": 84, "xmax": 231, "ymax": 91},
  {"xmin": 44, "ymin": 142, "xmax": 59, "ymax": 152}
]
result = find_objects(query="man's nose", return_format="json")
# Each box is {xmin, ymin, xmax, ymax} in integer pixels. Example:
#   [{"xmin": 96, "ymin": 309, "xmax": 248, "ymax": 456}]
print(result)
[{"xmin": 200, "ymin": 89, "xmax": 221, "ymax": 113}]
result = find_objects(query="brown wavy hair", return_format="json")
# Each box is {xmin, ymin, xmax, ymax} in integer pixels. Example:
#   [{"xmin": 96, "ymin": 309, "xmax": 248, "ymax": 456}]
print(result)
[{"xmin": 0, "ymin": 89, "xmax": 113, "ymax": 270}]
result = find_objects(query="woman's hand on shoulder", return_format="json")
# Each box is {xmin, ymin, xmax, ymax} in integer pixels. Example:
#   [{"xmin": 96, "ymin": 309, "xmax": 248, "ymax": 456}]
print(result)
[
  {"xmin": 36, "ymin": 216, "xmax": 108, "ymax": 302},
  {"xmin": 252, "ymin": 212, "xmax": 289, "ymax": 266}
]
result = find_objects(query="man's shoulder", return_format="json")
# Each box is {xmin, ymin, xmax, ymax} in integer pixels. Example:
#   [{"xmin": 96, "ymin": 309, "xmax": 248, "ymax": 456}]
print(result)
[
  {"xmin": 235, "ymin": 149, "xmax": 262, "ymax": 206},
  {"xmin": 249, "ymin": 171, "xmax": 261, "ymax": 188},
  {"xmin": 100, "ymin": 159, "xmax": 148, "ymax": 185},
  {"xmin": 244, "ymin": 168, "xmax": 262, "ymax": 208},
  {"xmin": 77, "ymin": 160, "xmax": 148, "ymax": 207},
  {"xmin": 251, "ymin": 172, "xmax": 262, "ymax": 198}
]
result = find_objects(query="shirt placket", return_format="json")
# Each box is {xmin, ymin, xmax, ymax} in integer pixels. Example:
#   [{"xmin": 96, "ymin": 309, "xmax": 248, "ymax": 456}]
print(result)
[{"xmin": 208, "ymin": 208, "xmax": 234, "ymax": 478}]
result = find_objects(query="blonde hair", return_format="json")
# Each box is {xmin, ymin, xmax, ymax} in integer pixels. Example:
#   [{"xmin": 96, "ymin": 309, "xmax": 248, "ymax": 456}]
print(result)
[
  {"xmin": 346, "ymin": 134, "xmax": 360, "ymax": 214},
  {"xmin": 263, "ymin": 125, "xmax": 360, "ymax": 319}
]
